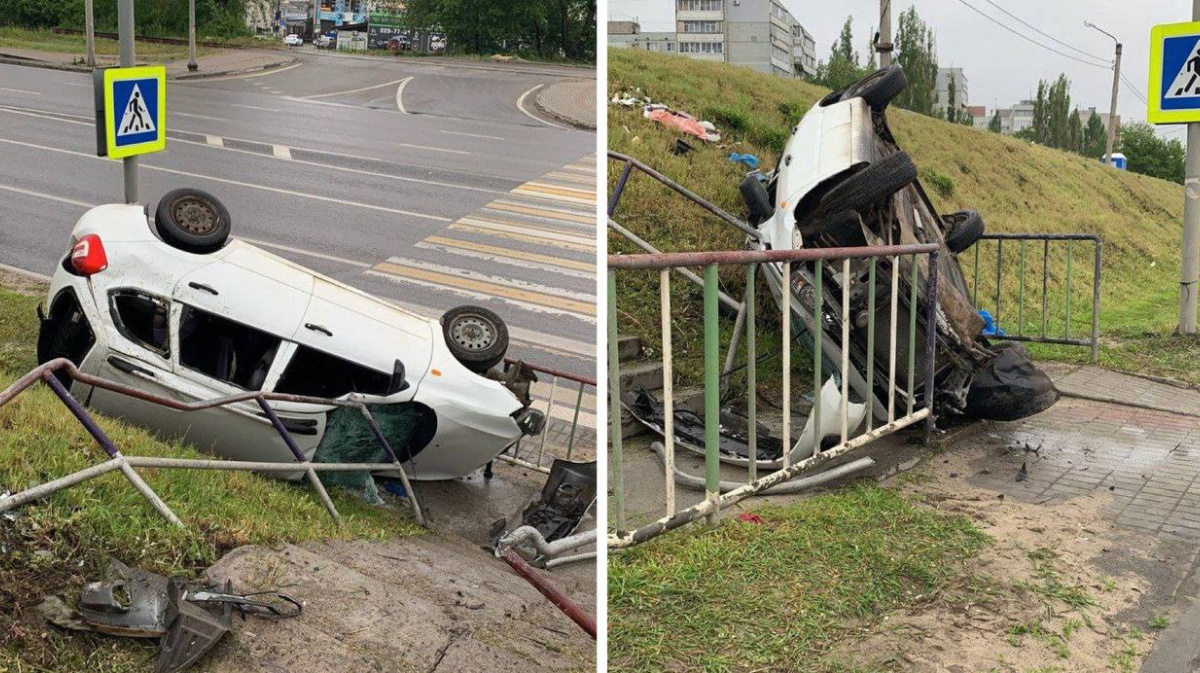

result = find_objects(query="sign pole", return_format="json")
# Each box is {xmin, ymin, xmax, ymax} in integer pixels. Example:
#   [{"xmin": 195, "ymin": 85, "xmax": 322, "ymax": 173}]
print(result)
[
  {"xmin": 187, "ymin": 0, "xmax": 198, "ymax": 72},
  {"xmin": 84, "ymin": 0, "xmax": 95, "ymax": 67},
  {"xmin": 878, "ymin": 0, "xmax": 893, "ymax": 68},
  {"xmin": 1184, "ymin": 0, "xmax": 1200, "ymax": 334},
  {"xmin": 117, "ymin": 0, "xmax": 137, "ymax": 204}
]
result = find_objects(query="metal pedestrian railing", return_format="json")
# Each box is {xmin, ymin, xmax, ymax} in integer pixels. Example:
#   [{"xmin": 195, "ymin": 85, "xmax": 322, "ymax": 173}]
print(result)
[
  {"xmin": 969, "ymin": 233, "xmax": 1101, "ymax": 361},
  {"xmin": 0, "ymin": 358, "xmax": 427, "ymax": 528},
  {"xmin": 607, "ymin": 243, "xmax": 941, "ymax": 549},
  {"xmin": 494, "ymin": 360, "xmax": 596, "ymax": 474}
]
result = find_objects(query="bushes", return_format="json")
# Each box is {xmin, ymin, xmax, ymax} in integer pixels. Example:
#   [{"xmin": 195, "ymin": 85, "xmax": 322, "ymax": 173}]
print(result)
[
  {"xmin": 0, "ymin": 0, "xmax": 251, "ymax": 39},
  {"xmin": 922, "ymin": 167, "xmax": 955, "ymax": 199}
]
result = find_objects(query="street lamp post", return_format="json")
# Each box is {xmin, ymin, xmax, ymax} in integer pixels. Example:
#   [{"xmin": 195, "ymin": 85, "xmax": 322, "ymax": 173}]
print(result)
[{"xmin": 1084, "ymin": 21, "xmax": 1122, "ymax": 167}]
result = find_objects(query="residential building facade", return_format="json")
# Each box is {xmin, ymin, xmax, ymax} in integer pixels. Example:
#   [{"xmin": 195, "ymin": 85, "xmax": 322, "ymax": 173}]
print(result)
[
  {"xmin": 608, "ymin": 20, "xmax": 679, "ymax": 53},
  {"xmin": 668, "ymin": 0, "xmax": 811, "ymax": 77},
  {"xmin": 935, "ymin": 67, "xmax": 969, "ymax": 118},
  {"xmin": 793, "ymin": 23, "xmax": 817, "ymax": 78}
]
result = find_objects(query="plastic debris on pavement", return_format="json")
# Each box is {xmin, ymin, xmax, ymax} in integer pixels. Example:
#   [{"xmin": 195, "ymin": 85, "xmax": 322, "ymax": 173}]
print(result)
[{"xmin": 728, "ymin": 152, "xmax": 760, "ymax": 169}]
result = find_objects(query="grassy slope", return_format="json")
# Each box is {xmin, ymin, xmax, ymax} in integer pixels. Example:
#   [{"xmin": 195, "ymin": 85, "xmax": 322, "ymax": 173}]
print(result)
[
  {"xmin": 608, "ymin": 483, "xmax": 988, "ymax": 671},
  {"xmin": 609, "ymin": 48, "xmax": 1195, "ymax": 384},
  {"xmin": 0, "ymin": 287, "xmax": 420, "ymax": 670}
]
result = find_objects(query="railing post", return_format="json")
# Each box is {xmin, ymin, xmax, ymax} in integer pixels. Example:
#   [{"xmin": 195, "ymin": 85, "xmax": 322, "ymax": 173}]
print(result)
[
  {"xmin": 703, "ymin": 264, "xmax": 720, "ymax": 523},
  {"xmin": 255, "ymin": 396, "xmax": 341, "ymax": 525},
  {"xmin": 607, "ymin": 160, "xmax": 633, "ymax": 216},
  {"xmin": 812, "ymin": 261, "xmax": 823, "ymax": 457},
  {"xmin": 866, "ymin": 258, "xmax": 876, "ymax": 433},
  {"xmin": 607, "ymin": 269, "xmax": 625, "ymax": 530},
  {"xmin": 358, "ymin": 405, "xmax": 426, "ymax": 527},
  {"xmin": 782, "ymin": 261, "xmax": 791, "ymax": 468},
  {"xmin": 1092, "ymin": 239, "xmax": 1102, "ymax": 362},
  {"xmin": 1066, "ymin": 239, "xmax": 1073, "ymax": 339},
  {"xmin": 923, "ymin": 249, "xmax": 940, "ymax": 446},
  {"xmin": 746, "ymin": 264, "xmax": 757, "ymax": 483},
  {"xmin": 660, "ymin": 268, "xmax": 676, "ymax": 517},
  {"xmin": 908, "ymin": 256, "xmax": 919, "ymax": 417},
  {"xmin": 1018, "ymin": 239, "xmax": 1026, "ymax": 336},
  {"xmin": 566, "ymin": 382, "xmax": 584, "ymax": 461},
  {"xmin": 888, "ymin": 257, "xmax": 898, "ymax": 424}
]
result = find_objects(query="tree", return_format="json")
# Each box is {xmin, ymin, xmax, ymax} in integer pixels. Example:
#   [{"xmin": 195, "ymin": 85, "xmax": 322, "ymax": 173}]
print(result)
[
  {"xmin": 945, "ymin": 74, "xmax": 958, "ymax": 123},
  {"xmin": 988, "ymin": 110, "xmax": 1002, "ymax": 133},
  {"xmin": 1083, "ymin": 111, "xmax": 1108, "ymax": 159},
  {"xmin": 894, "ymin": 6, "xmax": 938, "ymax": 115},
  {"xmin": 405, "ymin": 0, "xmax": 594, "ymax": 60},
  {"xmin": 813, "ymin": 17, "xmax": 872, "ymax": 91},
  {"xmin": 1066, "ymin": 108, "xmax": 1084, "ymax": 154},
  {"xmin": 1118, "ymin": 122, "xmax": 1185, "ymax": 184}
]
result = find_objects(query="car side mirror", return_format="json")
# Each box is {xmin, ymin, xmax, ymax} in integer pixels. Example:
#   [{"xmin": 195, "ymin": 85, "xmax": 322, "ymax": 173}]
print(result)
[{"xmin": 388, "ymin": 359, "xmax": 409, "ymax": 394}]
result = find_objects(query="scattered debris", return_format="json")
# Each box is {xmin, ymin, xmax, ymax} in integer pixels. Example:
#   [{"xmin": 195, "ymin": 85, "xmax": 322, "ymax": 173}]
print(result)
[
  {"xmin": 737, "ymin": 513, "xmax": 764, "ymax": 524},
  {"xmin": 728, "ymin": 152, "xmax": 760, "ymax": 169},
  {"xmin": 491, "ymin": 460, "xmax": 597, "ymax": 562},
  {"xmin": 643, "ymin": 104, "xmax": 721, "ymax": 142},
  {"xmin": 1016, "ymin": 461, "xmax": 1029, "ymax": 482},
  {"xmin": 39, "ymin": 560, "xmax": 301, "ymax": 673},
  {"xmin": 672, "ymin": 139, "xmax": 695, "ymax": 156}
]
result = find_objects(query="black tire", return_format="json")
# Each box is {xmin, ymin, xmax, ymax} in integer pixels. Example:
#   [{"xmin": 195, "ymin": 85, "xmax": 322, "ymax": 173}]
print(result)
[
  {"xmin": 840, "ymin": 65, "xmax": 908, "ymax": 111},
  {"xmin": 739, "ymin": 175, "xmax": 773, "ymax": 225},
  {"xmin": 796, "ymin": 210, "xmax": 859, "ymax": 238},
  {"xmin": 155, "ymin": 188, "xmax": 232, "ymax": 254},
  {"xmin": 942, "ymin": 209, "xmax": 985, "ymax": 253},
  {"xmin": 818, "ymin": 151, "xmax": 917, "ymax": 217},
  {"xmin": 442, "ymin": 305, "xmax": 509, "ymax": 374}
]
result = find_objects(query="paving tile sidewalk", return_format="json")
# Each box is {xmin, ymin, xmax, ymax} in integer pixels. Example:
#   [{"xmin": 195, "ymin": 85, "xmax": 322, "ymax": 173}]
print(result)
[
  {"xmin": 0, "ymin": 46, "xmax": 294, "ymax": 78},
  {"xmin": 534, "ymin": 79, "xmax": 595, "ymax": 129},
  {"xmin": 1052, "ymin": 364, "xmax": 1200, "ymax": 417}
]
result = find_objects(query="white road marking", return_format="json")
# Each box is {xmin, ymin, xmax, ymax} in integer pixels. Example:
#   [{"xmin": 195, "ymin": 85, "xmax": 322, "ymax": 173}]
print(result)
[
  {"xmin": 272, "ymin": 144, "xmax": 292, "ymax": 159},
  {"xmin": 178, "ymin": 61, "xmax": 302, "ymax": 82},
  {"xmin": 440, "ymin": 129, "xmax": 504, "ymax": 141},
  {"xmin": 176, "ymin": 111, "xmax": 227, "ymax": 122},
  {"xmin": 238, "ymin": 237, "xmax": 371, "ymax": 268},
  {"xmin": 0, "ymin": 137, "xmax": 454, "ymax": 222},
  {"xmin": 455, "ymin": 216, "xmax": 595, "ymax": 247},
  {"xmin": 0, "ymin": 87, "xmax": 41, "ymax": 95},
  {"xmin": 395, "ymin": 76, "xmax": 412, "ymax": 114},
  {"xmin": 0, "ymin": 183, "xmax": 93, "ymax": 208},
  {"xmin": 205, "ymin": 135, "xmax": 224, "ymax": 147},
  {"xmin": 231, "ymin": 103, "xmax": 280, "ymax": 112},
  {"xmin": 393, "ymin": 141, "xmax": 468, "ymax": 156},
  {"xmin": 304, "ymin": 77, "xmax": 411, "ymax": 100},
  {"xmin": 0, "ymin": 104, "xmax": 90, "ymax": 126},
  {"xmin": 266, "ymin": 89, "xmax": 283, "ymax": 94},
  {"xmin": 515, "ymin": 84, "xmax": 571, "ymax": 131},
  {"xmin": 415, "ymin": 240, "xmax": 594, "ymax": 280},
  {"xmin": 63, "ymin": 82, "xmax": 91, "ymax": 88}
]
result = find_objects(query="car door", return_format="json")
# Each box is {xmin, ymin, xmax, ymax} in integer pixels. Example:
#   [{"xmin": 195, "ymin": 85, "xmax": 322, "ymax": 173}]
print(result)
[{"xmin": 166, "ymin": 248, "xmax": 326, "ymax": 466}]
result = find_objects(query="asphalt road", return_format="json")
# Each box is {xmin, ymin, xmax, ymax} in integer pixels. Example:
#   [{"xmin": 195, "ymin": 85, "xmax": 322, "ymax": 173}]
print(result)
[{"xmin": 0, "ymin": 51, "xmax": 598, "ymax": 378}]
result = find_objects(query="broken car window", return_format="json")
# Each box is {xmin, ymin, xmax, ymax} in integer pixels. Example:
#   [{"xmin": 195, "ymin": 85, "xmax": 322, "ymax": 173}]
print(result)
[
  {"xmin": 274, "ymin": 345, "xmax": 392, "ymax": 398},
  {"xmin": 109, "ymin": 290, "xmax": 170, "ymax": 357},
  {"xmin": 178, "ymin": 305, "xmax": 280, "ymax": 390}
]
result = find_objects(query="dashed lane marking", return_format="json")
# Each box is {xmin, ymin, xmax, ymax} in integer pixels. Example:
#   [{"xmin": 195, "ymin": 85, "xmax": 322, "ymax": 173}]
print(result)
[
  {"xmin": 175, "ymin": 111, "xmax": 227, "ymax": 122},
  {"xmin": 205, "ymin": 135, "xmax": 224, "ymax": 147},
  {"xmin": 440, "ymin": 129, "xmax": 504, "ymax": 141}
]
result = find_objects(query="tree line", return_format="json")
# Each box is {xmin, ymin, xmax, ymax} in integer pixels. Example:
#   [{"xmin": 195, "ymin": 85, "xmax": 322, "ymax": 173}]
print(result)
[
  {"xmin": 405, "ymin": 0, "xmax": 595, "ymax": 61},
  {"xmin": 0, "ymin": 0, "xmax": 249, "ymax": 38}
]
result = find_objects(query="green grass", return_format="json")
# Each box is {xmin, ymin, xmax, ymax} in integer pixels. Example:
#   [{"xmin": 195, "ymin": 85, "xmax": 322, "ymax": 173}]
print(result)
[
  {"xmin": 607, "ymin": 482, "xmax": 988, "ymax": 671},
  {"xmin": 0, "ymin": 26, "xmax": 221, "ymax": 62},
  {"xmin": 0, "ymin": 287, "xmax": 419, "ymax": 670},
  {"xmin": 609, "ymin": 48, "xmax": 1199, "ymax": 387}
]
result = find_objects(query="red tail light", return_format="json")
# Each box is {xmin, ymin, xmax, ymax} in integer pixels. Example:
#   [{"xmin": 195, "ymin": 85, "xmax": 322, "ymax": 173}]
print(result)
[{"xmin": 70, "ymin": 234, "xmax": 108, "ymax": 275}]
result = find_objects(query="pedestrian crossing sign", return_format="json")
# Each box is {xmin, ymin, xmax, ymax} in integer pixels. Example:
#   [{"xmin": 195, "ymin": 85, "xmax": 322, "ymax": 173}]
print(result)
[
  {"xmin": 100, "ymin": 66, "xmax": 166, "ymax": 159},
  {"xmin": 1149, "ymin": 21, "xmax": 1200, "ymax": 124}
]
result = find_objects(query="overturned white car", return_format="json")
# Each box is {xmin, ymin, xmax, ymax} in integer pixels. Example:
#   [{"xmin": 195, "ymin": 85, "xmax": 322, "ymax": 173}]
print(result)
[{"xmin": 37, "ymin": 189, "xmax": 545, "ymax": 480}]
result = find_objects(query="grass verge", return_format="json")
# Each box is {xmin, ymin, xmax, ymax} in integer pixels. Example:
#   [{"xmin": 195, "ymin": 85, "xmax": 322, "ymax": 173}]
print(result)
[
  {"xmin": 609, "ymin": 48, "xmax": 1198, "ymax": 388},
  {"xmin": 607, "ymin": 481, "xmax": 988, "ymax": 671},
  {"xmin": 0, "ymin": 286, "xmax": 420, "ymax": 670},
  {"xmin": 0, "ymin": 26, "xmax": 219, "ymax": 62}
]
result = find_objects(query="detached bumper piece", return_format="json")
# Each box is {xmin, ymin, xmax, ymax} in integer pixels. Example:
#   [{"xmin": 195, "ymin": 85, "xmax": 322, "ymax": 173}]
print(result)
[
  {"xmin": 40, "ymin": 559, "xmax": 302, "ymax": 673},
  {"xmin": 491, "ymin": 459, "xmax": 597, "ymax": 561}
]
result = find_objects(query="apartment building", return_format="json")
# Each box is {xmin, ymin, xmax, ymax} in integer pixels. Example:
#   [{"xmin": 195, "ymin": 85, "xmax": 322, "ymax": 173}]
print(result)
[
  {"xmin": 608, "ymin": 20, "xmax": 678, "ymax": 53},
  {"xmin": 793, "ymin": 23, "xmax": 816, "ymax": 78},
  {"xmin": 673, "ymin": 0, "xmax": 809, "ymax": 77},
  {"xmin": 935, "ymin": 67, "xmax": 969, "ymax": 118}
]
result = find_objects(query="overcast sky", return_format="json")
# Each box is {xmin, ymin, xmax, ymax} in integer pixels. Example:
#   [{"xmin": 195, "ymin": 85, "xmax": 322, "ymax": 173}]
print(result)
[{"xmin": 609, "ymin": 0, "xmax": 1193, "ymax": 139}]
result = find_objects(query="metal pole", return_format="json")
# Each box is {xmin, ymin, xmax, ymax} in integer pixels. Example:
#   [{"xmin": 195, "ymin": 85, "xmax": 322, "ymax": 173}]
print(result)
[
  {"xmin": 84, "ymin": 0, "xmax": 96, "ymax": 67},
  {"xmin": 878, "ymin": 0, "xmax": 893, "ymax": 68},
  {"xmin": 1104, "ymin": 43, "xmax": 1122, "ymax": 166},
  {"xmin": 660, "ymin": 268, "xmax": 676, "ymax": 517},
  {"xmin": 187, "ymin": 0, "xmax": 198, "ymax": 72},
  {"xmin": 117, "ymin": 0, "xmax": 137, "ymax": 204},
  {"xmin": 703, "ymin": 264, "xmax": 720, "ymax": 523},
  {"xmin": 607, "ymin": 270, "xmax": 625, "ymax": 530},
  {"xmin": 1186, "ymin": 1, "xmax": 1200, "ymax": 335},
  {"xmin": 923, "ymin": 250, "xmax": 940, "ymax": 445}
]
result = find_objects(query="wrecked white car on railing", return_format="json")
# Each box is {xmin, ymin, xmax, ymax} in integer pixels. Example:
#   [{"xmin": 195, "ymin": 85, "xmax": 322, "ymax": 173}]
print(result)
[{"xmin": 37, "ymin": 189, "xmax": 545, "ymax": 481}]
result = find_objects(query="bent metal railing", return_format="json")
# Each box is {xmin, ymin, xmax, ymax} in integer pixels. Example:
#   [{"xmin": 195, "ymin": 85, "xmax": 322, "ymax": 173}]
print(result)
[
  {"xmin": 494, "ymin": 359, "xmax": 596, "ymax": 474},
  {"xmin": 607, "ymin": 243, "xmax": 940, "ymax": 549},
  {"xmin": 969, "ymin": 233, "xmax": 1101, "ymax": 361},
  {"xmin": 0, "ymin": 358, "xmax": 426, "ymax": 528}
]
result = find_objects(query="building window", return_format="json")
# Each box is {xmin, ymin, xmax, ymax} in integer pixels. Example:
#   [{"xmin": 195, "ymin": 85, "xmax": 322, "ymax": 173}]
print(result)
[
  {"xmin": 681, "ymin": 21, "xmax": 719, "ymax": 33},
  {"xmin": 772, "ymin": 44, "xmax": 789, "ymax": 63},
  {"xmin": 676, "ymin": 0, "xmax": 721, "ymax": 11},
  {"xmin": 771, "ymin": 3, "xmax": 788, "ymax": 20},
  {"xmin": 680, "ymin": 41, "xmax": 723, "ymax": 54}
]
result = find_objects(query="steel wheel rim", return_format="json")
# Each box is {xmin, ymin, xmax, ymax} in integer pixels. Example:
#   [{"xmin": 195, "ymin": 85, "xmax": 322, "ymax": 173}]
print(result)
[
  {"xmin": 172, "ymin": 197, "xmax": 219, "ymax": 235},
  {"xmin": 451, "ymin": 315, "xmax": 495, "ymax": 352}
]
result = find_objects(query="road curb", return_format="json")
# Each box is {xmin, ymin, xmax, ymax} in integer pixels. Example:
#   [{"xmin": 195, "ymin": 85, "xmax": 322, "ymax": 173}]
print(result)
[
  {"xmin": 170, "ymin": 56, "xmax": 299, "ymax": 80},
  {"xmin": 534, "ymin": 83, "xmax": 596, "ymax": 131},
  {"xmin": 0, "ymin": 53, "xmax": 90, "ymax": 73}
]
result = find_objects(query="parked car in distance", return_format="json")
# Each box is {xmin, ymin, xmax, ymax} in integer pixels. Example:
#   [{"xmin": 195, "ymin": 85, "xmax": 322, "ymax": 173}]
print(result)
[
  {"xmin": 37, "ymin": 189, "xmax": 546, "ymax": 481},
  {"xmin": 284, "ymin": 33, "xmax": 303, "ymax": 47},
  {"xmin": 313, "ymin": 34, "xmax": 332, "ymax": 49},
  {"xmin": 387, "ymin": 35, "xmax": 411, "ymax": 51},
  {"xmin": 429, "ymin": 35, "xmax": 447, "ymax": 52}
]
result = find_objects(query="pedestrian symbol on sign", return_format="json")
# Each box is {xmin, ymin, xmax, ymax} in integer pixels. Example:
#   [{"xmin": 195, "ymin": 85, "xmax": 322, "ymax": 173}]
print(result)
[
  {"xmin": 118, "ymin": 84, "xmax": 156, "ymax": 135},
  {"xmin": 1167, "ymin": 39, "xmax": 1200, "ymax": 98}
]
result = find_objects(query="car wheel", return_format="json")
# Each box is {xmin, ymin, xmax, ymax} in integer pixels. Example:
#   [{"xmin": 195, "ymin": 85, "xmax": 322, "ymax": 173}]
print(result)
[
  {"xmin": 817, "ymin": 151, "xmax": 916, "ymax": 218},
  {"xmin": 796, "ymin": 210, "xmax": 860, "ymax": 239},
  {"xmin": 840, "ymin": 65, "xmax": 908, "ymax": 111},
  {"xmin": 442, "ymin": 305, "xmax": 509, "ymax": 374},
  {"xmin": 942, "ymin": 209, "xmax": 985, "ymax": 253},
  {"xmin": 154, "ymin": 188, "xmax": 232, "ymax": 254},
  {"xmin": 739, "ymin": 175, "xmax": 774, "ymax": 225}
]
